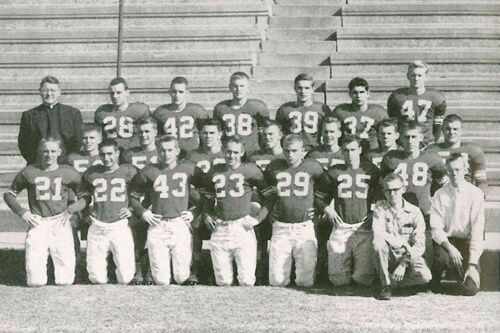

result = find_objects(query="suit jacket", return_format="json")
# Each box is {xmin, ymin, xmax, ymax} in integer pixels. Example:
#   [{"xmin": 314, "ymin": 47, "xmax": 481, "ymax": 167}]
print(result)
[{"xmin": 18, "ymin": 103, "xmax": 83, "ymax": 164}]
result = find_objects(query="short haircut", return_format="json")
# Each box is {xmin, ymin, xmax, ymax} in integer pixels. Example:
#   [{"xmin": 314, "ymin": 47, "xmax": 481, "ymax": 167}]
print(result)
[
  {"xmin": 282, "ymin": 133, "xmax": 304, "ymax": 148},
  {"xmin": 383, "ymin": 173, "xmax": 405, "ymax": 186},
  {"xmin": 136, "ymin": 117, "xmax": 158, "ymax": 130},
  {"xmin": 407, "ymin": 60, "xmax": 429, "ymax": 74},
  {"xmin": 348, "ymin": 77, "xmax": 369, "ymax": 92},
  {"xmin": 379, "ymin": 118, "xmax": 399, "ymax": 132},
  {"xmin": 198, "ymin": 118, "xmax": 222, "ymax": 131},
  {"xmin": 261, "ymin": 118, "xmax": 282, "ymax": 132},
  {"xmin": 170, "ymin": 76, "xmax": 189, "ymax": 88},
  {"xmin": 156, "ymin": 135, "xmax": 179, "ymax": 149},
  {"xmin": 322, "ymin": 116, "xmax": 341, "ymax": 130},
  {"xmin": 99, "ymin": 138, "xmax": 119, "ymax": 151},
  {"xmin": 109, "ymin": 77, "xmax": 129, "ymax": 90},
  {"xmin": 400, "ymin": 119, "xmax": 422, "ymax": 134},
  {"xmin": 294, "ymin": 73, "xmax": 314, "ymax": 86},
  {"xmin": 39, "ymin": 75, "xmax": 60, "ymax": 88},
  {"xmin": 222, "ymin": 134, "xmax": 245, "ymax": 150},
  {"xmin": 341, "ymin": 134, "xmax": 361, "ymax": 148},
  {"xmin": 443, "ymin": 114, "xmax": 463, "ymax": 126},
  {"xmin": 229, "ymin": 71, "xmax": 250, "ymax": 83},
  {"xmin": 38, "ymin": 136, "xmax": 62, "ymax": 151},
  {"xmin": 82, "ymin": 123, "xmax": 102, "ymax": 136},
  {"xmin": 446, "ymin": 152, "xmax": 467, "ymax": 166}
]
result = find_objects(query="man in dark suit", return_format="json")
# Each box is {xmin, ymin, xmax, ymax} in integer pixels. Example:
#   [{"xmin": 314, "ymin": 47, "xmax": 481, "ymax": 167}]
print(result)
[{"xmin": 18, "ymin": 76, "xmax": 83, "ymax": 165}]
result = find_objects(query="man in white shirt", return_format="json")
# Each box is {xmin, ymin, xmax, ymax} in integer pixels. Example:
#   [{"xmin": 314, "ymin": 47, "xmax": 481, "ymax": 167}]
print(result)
[{"xmin": 430, "ymin": 153, "xmax": 485, "ymax": 296}]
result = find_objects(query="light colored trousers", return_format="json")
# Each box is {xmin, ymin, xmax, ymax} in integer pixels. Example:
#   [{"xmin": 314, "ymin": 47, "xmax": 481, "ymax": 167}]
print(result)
[
  {"xmin": 86, "ymin": 218, "xmax": 135, "ymax": 285},
  {"xmin": 25, "ymin": 212, "xmax": 75, "ymax": 287},
  {"xmin": 269, "ymin": 220, "xmax": 317, "ymax": 287},
  {"xmin": 147, "ymin": 217, "xmax": 193, "ymax": 285}
]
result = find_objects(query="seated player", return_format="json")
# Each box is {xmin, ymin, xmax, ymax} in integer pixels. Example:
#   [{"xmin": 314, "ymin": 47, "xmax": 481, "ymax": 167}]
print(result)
[
  {"xmin": 130, "ymin": 136, "xmax": 202, "ymax": 285},
  {"xmin": 306, "ymin": 116, "xmax": 344, "ymax": 170},
  {"xmin": 213, "ymin": 72, "xmax": 269, "ymax": 156},
  {"xmin": 264, "ymin": 134, "xmax": 324, "ymax": 287},
  {"xmin": 363, "ymin": 118, "xmax": 399, "ymax": 168},
  {"xmin": 426, "ymin": 114, "xmax": 487, "ymax": 193},
  {"xmin": 153, "ymin": 77, "xmax": 208, "ymax": 155},
  {"xmin": 316, "ymin": 135, "xmax": 380, "ymax": 287},
  {"xmin": 247, "ymin": 118, "xmax": 284, "ymax": 171},
  {"xmin": 387, "ymin": 60, "xmax": 446, "ymax": 145},
  {"xmin": 276, "ymin": 73, "xmax": 331, "ymax": 150},
  {"xmin": 94, "ymin": 77, "xmax": 151, "ymax": 151},
  {"xmin": 430, "ymin": 153, "xmax": 485, "ymax": 296},
  {"xmin": 331, "ymin": 77, "xmax": 387, "ymax": 150},
  {"xmin": 372, "ymin": 173, "xmax": 432, "ymax": 300},
  {"xmin": 80, "ymin": 139, "xmax": 137, "ymax": 284},
  {"xmin": 4, "ymin": 137, "xmax": 86, "ymax": 286},
  {"xmin": 65, "ymin": 124, "xmax": 103, "ymax": 173},
  {"xmin": 202, "ymin": 135, "xmax": 268, "ymax": 286}
]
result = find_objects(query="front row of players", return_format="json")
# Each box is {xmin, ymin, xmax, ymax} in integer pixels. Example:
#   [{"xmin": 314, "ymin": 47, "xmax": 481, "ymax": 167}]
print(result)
[{"xmin": 4, "ymin": 118, "xmax": 485, "ymax": 300}]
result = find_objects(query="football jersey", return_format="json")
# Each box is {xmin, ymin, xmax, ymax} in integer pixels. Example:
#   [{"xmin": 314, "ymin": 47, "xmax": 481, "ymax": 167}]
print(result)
[
  {"xmin": 363, "ymin": 148, "xmax": 396, "ymax": 169},
  {"xmin": 204, "ymin": 163, "xmax": 265, "ymax": 221},
  {"xmin": 387, "ymin": 88, "xmax": 446, "ymax": 144},
  {"xmin": 213, "ymin": 99, "xmax": 269, "ymax": 155},
  {"xmin": 186, "ymin": 148, "xmax": 226, "ymax": 174},
  {"xmin": 153, "ymin": 103, "xmax": 208, "ymax": 152},
  {"xmin": 130, "ymin": 161, "xmax": 200, "ymax": 219},
  {"xmin": 305, "ymin": 145, "xmax": 345, "ymax": 170},
  {"xmin": 94, "ymin": 102, "xmax": 151, "ymax": 150},
  {"xmin": 316, "ymin": 162, "xmax": 380, "ymax": 224},
  {"xmin": 426, "ymin": 142, "xmax": 487, "ymax": 191},
  {"xmin": 65, "ymin": 152, "xmax": 103, "ymax": 173},
  {"xmin": 7, "ymin": 165, "xmax": 81, "ymax": 217},
  {"xmin": 247, "ymin": 149, "xmax": 284, "ymax": 171},
  {"xmin": 121, "ymin": 146, "xmax": 158, "ymax": 170},
  {"xmin": 275, "ymin": 101, "xmax": 331, "ymax": 149},
  {"xmin": 381, "ymin": 149, "xmax": 447, "ymax": 216},
  {"xmin": 80, "ymin": 164, "xmax": 137, "ymax": 223},
  {"xmin": 263, "ymin": 158, "xmax": 324, "ymax": 223},
  {"xmin": 330, "ymin": 103, "xmax": 387, "ymax": 150}
]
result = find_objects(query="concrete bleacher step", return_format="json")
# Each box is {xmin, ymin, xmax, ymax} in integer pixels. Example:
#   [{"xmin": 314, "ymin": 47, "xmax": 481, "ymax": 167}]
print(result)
[
  {"xmin": 259, "ymin": 54, "xmax": 331, "ymax": 66},
  {"xmin": 269, "ymin": 16, "xmax": 339, "ymax": 29},
  {"xmin": 267, "ymin": 29, "xmax": 337, "ymax": 41},
  {"xmin": 253, "ymin": 66, "xmax": 332, "ymax": 80},
  {"xmin": 273, "ymin": 4, "xmax": 342, "ymax": 17},
  {"xmin": 261, "ymin": 41, "xmax": 337, "ymax": 54}
]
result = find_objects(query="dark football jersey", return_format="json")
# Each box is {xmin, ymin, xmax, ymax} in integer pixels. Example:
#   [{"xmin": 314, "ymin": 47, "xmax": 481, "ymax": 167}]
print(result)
[
  {"xmin": 94, "ymin": 102, "xmax": 151, "ymax": 150},
  {"xmin": 381, "ymin": 149, "xmax": 447, "ymax": 215},
  {"xmin": 363, "ymin": 148, "xmax": 397, "ymax": 169},
  {"xmin": 121, "ymin": 146, "xmax": 159, "ymax": 170},
  {"xmin": 8, "ymin": 165, "xmax": 81, "ymax": 217},
  {"xmin": 387, "ymin": 88, "xmax": 446, "ymax": 144},
  {"xmin": 204, "ymin": 163, "xmax": 265, "ymax": 221},
  {"xmin": 316, "ymin": 162, "xmax": 380, "ymax": 224},
  {"xmin": 213, "ymin": 99, "xmax": 269, "ymax": 155},
  {"xmin": 65, "ymin": 152, "xmax": 103, "ymax": 173},
  {"xmin": 263, "ymin": 159, "xmax": 324, "ymax": 223},
  {"xmin": 186, "ymin": 148, "xmax": 226, "ymax": 174},
  {"xmin": 305, "ymin": 145, "xmax": 345, "ymax": 170},
  {"xmin": 330, "ymin": 103, "xmax": 387, "ymax": 150},
  {"xmin": 153, "ymin": 103, "xmax": 208, "ymax": 152},
  {"xmin": 247, "ymin": 149, "xmax": 284, "ymax": 171},
  {"xmin": 80, "ymin": 164, "xmax": 137, "ymax": 223},
  {"xmin": 275, "ymin": 101, "xmax": 331, "ymax": 149}
]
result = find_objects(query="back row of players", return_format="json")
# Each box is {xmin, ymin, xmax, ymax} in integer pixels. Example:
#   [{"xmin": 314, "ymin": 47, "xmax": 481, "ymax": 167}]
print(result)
[{"xmin": 5, "ymin": 61, "xmax": 487, "ymax": 298}]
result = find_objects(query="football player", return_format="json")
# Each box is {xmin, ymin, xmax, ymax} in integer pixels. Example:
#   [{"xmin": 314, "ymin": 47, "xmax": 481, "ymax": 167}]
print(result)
[
  {"xmin": 247, "ymin": 118, "xmax": 284, "ymax": 172},
  {"xmin": 4, "ymin": 137, "xmax": 86, "ymax": 286},
  {"xmin": 363, "ymin": 119, "xmax": 399, "ymax": 168},
  {"xmin": 213, "ymin": 72, "xmax": 269, "ymax": 155},
  {"xmin": 94, "ymin": 77, "xmax": 151, "ymax": 150},
  {"xmin": 186, "ymin": 118, "xmax": 226, "ymax": 174},
  {"xmin": 275, "ymin": 73, "xmax": 331, "ymax": 150},
  {"xmin": 306, "ymin": 116, "xmax": 344, "ymax": 170},
  {"xmin": 65, "ymin": 124, "xmax": 103, "ymax": 173}
]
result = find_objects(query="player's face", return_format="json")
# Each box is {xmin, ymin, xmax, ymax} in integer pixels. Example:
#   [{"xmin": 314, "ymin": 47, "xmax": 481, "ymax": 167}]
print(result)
[
  {"xmin": 224, "ymin": 142, "xmax": 244, "ymax": 168},
  {"xmin": 169, "ymin": 83, "xmax": 188, "ymax": 106},
  {"xmin": 349, "ymin": 86, "xmax": 369, "ymax": 106},
  {"xmin": 229, "ymin": 78, "xmax": 250, "ymax": 100},
  {"xmin": 109, "ymin": 83, "xmax": 129, "ymax": 107},
  {"xmin": 294, "ymin": 80, "xmax": 314, "ymax": 103},
  {"xmin": 322, "ymin": 122, "xmax": 341, "ymax": 146},
  {"xmin": 82, "ymin": 130, "xmax": 102, "ymax": 152},
  {"xmin": 378, "ymin": 125, "xmax": 399, "ymax": 148},
  {"xmin": 39, "ymin": 82, "xmax": 61, "ymax": 106},
  {"xmin": 383, "ymin": 179, "xmax": 406, "ymax": 206},
  {"xmin": 401, "ymin": 128, "xmax": 423, "ymax": 153},
  {"xmin": 99, "ymin": 145, "xmax": 120, "ymax": 169},
  {"xmin": 138, "ymin": 123, "xmax": 157, "ymax": 146},
  {"xmin": 407, "ymin": 67, "xmax": 428, "ymax": 89},
  {"xmin": 201, "ymin": 125, "xmax": 222, "ymax": 148},
  {"xmin": 442, "ymin": 121, "xmax": 462, "ymax": 144},
  {"xmin": 40, "ymin": 141, "xmax": 61, "ymax": 166},
  {"xmin": 283, "ymin": 140, "xmax": 305, "ymax": 166},
  {"xmin": 447, "ymin": 159, "xmax": 467, "ymax": 186},
  {"xmin": 262, "ymin": 125, "xmax": 282, "ymax": 149},
  {"xmin": 341, "ymin": 141, "xmax": 362, "ymax": 167},
  {"xmin": 158, "ymin": 140, "xmax": 180, "ymax": 165}
]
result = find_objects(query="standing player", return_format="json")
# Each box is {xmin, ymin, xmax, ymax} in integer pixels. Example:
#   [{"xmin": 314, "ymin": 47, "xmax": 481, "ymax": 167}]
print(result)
[
  {"xmin": 80, "ymin": 139, "xmax": 137, "ymax": 284},
  {"xmin": 306, "ymin": 117, "xmax": 344, "ymax": 170},
  {"xmin": 387, "ymin": 61, "xmax": 446, "ymax": 145},
  {"xmin": 264, "ymin": 134, "xmax": 324, "ymax": 287},
  {"xmin": 65, "ymin": 124, "xmax": 103, "ymax": 173},
  {"xmin": 363, "ymin": 119, "xmax": 399, "ymax": 168},
  {"xmin": 247, "ymin": 118, "xmax": 284, "ymax": 171},
  {"xmin": 275, "ymin": 73, "xmax": 330, "ymax": 150},
  {"xmin": 426, "ymin": 114, "xmax": 487, "ymax": 193},
  {"xmin": 213, "ymin": 72, "xmax": 269, "ymax": 155},
  {"xmin": 186, "ymin": 118, "xmax": 226, "ymax": 173},
  {"xmin": 129, "ymin": 136, "xmax": 201, "ymax": 285},
  {"xmin": 153, "ymin": 77, "xmax": 208, "ymax": 154},
  {"xmin": 94, "ymin": 77, "xmax": 150, "ymax": 151},
  {"xmin": 331, "ymin": 77, "xmax": 387, "ymax": 150},
  {"xmin": 202, "ymin": 135, "xmax": 267, "ymax": 286},
  {"xmin": 316, "ymin": 135, "xmax": 380, "ymax": 287},
  {"xmin": 4, "ymin": 137, "xmax": 86, "ymax": 286}
]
